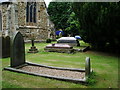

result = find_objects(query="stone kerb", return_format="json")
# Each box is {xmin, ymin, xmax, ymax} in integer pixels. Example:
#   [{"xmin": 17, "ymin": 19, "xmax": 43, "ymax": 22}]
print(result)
[
  {"xmin": 10, "ymin": 31, "xmax": 25, "ymax": 67},
  {"xmin": 85, "ymin": 57, "xmax": 91, "ymax": 78}
]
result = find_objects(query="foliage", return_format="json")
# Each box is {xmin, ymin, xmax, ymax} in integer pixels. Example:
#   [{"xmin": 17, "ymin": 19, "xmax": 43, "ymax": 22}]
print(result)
[
  {"xmin": 48, "ymin": 2, "xmax": 72, "ymax": 36},
  {"xmin": 46, "ymin": 38, "xmax": 51, "ymax": 43},
  {"xmin": 72, "ymin": 2, "xmax": 120, "ymax": 51},
  {"xmin": 86, "ymin": 72, "xmax": 97, "ymax": 86},
  {"xmin": 47, "ymin": 2, "xmax": 72, "ymax": 36},
  {"xmin": 48, "ymin": 2, "xmax": 81, "ymax": 37},
  {"xmin": 65, "ymin": 12, "xmax": 80, "ymax": 36}
]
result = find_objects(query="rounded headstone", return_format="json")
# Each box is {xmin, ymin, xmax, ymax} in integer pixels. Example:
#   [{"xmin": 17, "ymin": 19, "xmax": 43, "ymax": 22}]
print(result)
[
  {"xmin": 0, "ymin": 36, "xmax": 2, "ymax": 58},
  {"xmin": 5, "ymin": 36, "xmax": 10, "ymax": 57},
  {"xmin": 2, "ymin": 36, "xmax": 5, "ymax": 58},
  {"xmin": 10, "ymin": 31, "xmax": 25, "ymax": 67}
]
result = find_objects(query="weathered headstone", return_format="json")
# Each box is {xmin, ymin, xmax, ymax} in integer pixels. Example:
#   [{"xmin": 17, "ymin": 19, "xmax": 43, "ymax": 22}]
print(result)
[
  {"xmin": 0, "ymin": 37, "xmax": 2, "ymax": 58},
  {"xmin": 85, "ymin": 57, "xmax": 91, "ymax": 77},
  {"xmin": 5, "ymin": 36, "xmax": 10, "ymax": 57},
  {"xmin": 11, "ymin": 31, "xmax": 25, "ymax": 67},
  {"xmin": 2, "ymin": 36, "xmax": 10, "ymax": 58},
  {"xmin": 0, "ymin": 10, "xmax": 2, "ymax": 31}
]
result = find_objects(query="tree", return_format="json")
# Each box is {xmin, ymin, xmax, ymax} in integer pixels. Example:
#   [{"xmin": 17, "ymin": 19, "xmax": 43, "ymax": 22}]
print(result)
[
  {"xmin": 47, "ymin": 2, "xmax": 70, "ymax": 30},
  {"xmin": 73, "ymin": 2, "xmax": 120, "ymax": 51},
  {"xmin": 47, "ymin": 2, "xmax": 72, "ymax": 36},
  {"xmin": 65, "ymin": 12, "xmax": 80, "ymax": 36}
]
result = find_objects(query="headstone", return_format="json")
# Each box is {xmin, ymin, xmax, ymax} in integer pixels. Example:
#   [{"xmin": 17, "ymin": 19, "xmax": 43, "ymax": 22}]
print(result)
[
  {"xmin": 2, "ymin": 36, "xmax": 10, "ymax": 58},
  {"xmin": 0, "ymin": 10, "xmax": 2, "ymax": 31},
  {"xmin": 85, "ymin": 57, "xmax": 91, "ymax": 77},
  {"xmin": 2, "ymin": 37, "xmax": 5, "ymax": 58},
  {"xmin": 11, "ymin": 31, "xmax": 25, "ymax": 67},
  {"xmin": 5, "ymin": 36, "xmax": 10, "ymax": 57},
  {"xmin": 0, "ymin": 37, "xmax": 2, "ymax": 58}
]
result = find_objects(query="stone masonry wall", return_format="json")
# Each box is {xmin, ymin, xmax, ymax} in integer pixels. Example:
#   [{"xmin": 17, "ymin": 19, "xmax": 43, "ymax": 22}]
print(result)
[
  {"xmin": 2, "ymin": 4, "xmax": 7, "ymax": 31},
  {"xmin": 17, "ymin": 2, "xmax": 26, "ymax": 26},
  {"xmin": 17, "ymin": 2, "xmax": 49, "ymax": 40},
  {"xmin": 1, "ymin": 1, "xmax": 52, "ymax": 41}
]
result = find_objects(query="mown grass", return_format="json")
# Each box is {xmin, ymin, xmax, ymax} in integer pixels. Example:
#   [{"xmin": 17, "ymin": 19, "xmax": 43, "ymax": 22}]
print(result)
[{"xmin": 2, "ymin": 41, "xmax": 118, "ymax": 88}]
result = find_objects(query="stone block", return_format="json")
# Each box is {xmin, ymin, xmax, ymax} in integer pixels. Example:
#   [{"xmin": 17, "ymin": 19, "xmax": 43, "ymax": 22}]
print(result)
[{"xmin": 44, "ymin": 44, "xmax": 74, "ymax": 53}]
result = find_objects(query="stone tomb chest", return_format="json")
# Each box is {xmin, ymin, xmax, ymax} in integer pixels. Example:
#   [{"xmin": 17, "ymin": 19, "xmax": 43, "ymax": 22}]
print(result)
[
  {"xmin": 57, "ymin": 37, "xmax": 80, "ymax": 47},
  {"xmin": 44, "ymin": 44, "xmax": 74, "ymax": 53}
]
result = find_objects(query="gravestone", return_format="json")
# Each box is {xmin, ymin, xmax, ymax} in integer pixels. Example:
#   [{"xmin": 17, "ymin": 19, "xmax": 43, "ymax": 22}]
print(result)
[
  {"xmin": 2, "ymin": 36, "xmax": 10, "ymax": 58},
  {"xmin": 5, "ymin": 36, "xmax": 10, "ymax": 57},
  {"xmin": 0, "ymin": 10, "xmax": 2, "ymax": 31},
  {"xmin": 0, "ymin": 37, "xmax": 2, "ymax": 58},
  {"xmin": 10, "ymin": 31, "xmax": 25, "ymax": 67},
  {"xmin": 85, "ymin": 57, "xmax": 91, "ymax": 77},
  {"xmin": 2, "ymin": 37, "xmax": 5, "ymax": 58}
]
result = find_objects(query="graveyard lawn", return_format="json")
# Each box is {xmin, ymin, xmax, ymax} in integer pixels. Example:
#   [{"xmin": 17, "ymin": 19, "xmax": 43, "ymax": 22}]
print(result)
[{"xmin": 2, "ymin": 41, "xmax": 118, "ymax": 88}]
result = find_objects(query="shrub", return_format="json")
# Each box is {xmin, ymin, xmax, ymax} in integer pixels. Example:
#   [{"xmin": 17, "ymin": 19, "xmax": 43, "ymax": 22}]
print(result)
[
  {"xmin": 86, "ymin": 72, "xmax": 97, "ymax": 86},
  {"xmin": 46, "ymin": 39, "xmax": 51, "ymax": 43}
]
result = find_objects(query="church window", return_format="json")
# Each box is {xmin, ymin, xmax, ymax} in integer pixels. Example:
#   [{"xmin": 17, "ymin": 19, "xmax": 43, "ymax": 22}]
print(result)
[{"xmin": 26, "ymin": 2, "xmax": 36, "ymax": 23}]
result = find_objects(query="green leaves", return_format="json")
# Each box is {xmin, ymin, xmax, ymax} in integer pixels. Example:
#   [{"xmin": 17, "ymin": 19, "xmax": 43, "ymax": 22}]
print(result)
[
  {"xmin": 73, "ymin": 2, "xmax": 120, "ymax": 51},
  {"xmin": 48, "ymin": 2, "xmax": 72, "ymax": 31},
  {"xmin": 66, "ymin": 12, "xmax": 80, "ymax": 36}
]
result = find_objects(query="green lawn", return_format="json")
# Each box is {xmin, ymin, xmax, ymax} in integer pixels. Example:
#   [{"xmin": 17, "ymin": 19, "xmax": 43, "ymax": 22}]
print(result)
[{"xmin": 1, "ymin": 41, "xmax": 118, "ymax": 88}]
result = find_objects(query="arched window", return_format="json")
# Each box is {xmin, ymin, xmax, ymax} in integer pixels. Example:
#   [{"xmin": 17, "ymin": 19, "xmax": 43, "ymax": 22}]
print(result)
[{"xmin": 26, "ymin": 2, "xmax": 36, "ymax": 23}]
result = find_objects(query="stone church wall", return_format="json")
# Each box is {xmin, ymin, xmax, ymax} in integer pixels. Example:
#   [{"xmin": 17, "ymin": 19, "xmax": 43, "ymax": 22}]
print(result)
[
  {"xmin": 1, "ymin": 1, "xmax": 55, "ymax": 41},
  {"xmin": 2, "ymin": 4, "xmax": 7, "ymax": 31}
]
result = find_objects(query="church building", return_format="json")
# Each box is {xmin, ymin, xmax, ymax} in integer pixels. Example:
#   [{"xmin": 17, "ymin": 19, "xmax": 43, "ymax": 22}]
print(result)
[{"xmin": 0, "ymin": 0, "xmax": 55, "ymax": 41}]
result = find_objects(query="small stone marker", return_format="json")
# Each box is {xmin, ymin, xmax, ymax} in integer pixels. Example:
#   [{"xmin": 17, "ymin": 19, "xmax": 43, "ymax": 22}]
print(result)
[
  {"xmin": 10, "ymin": 31, "xmax": 25, "ymax": 67},
  {"xmin": 28, "ymin": 39, "xmax": 38, "ymax": 53},
  {"xmin": 85, "ymin": 57, "xmax": 91, "ymax": 77}
]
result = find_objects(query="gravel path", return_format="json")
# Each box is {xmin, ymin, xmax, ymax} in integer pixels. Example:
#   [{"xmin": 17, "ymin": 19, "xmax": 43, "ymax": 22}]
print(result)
[{"xmin": 19, "ymin": 65, "xmax": 85, "ymax": 79}]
